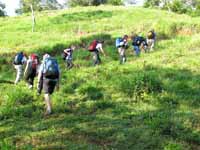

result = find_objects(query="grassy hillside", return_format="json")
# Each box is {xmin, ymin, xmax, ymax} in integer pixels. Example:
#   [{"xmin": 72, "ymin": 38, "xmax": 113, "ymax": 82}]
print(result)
[{"xmin": 0, "ymin": 6, "xmax": 200, "ymax": 150}]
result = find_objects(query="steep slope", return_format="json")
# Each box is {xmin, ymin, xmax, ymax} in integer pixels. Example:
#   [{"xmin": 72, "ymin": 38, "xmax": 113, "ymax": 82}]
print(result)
[{"xmin": 0, "ymin": 6, "xmax": 200, "ymax": 150}]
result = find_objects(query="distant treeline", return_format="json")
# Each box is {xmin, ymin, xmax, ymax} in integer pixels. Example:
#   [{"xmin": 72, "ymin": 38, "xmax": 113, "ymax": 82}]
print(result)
[
  {"xmin": 144, "ymin": 0, "xmax": 200, "ymax": 17},
  {"xmin": 69, "ymin": 0, "xmax": 123, "ymax": 6}
]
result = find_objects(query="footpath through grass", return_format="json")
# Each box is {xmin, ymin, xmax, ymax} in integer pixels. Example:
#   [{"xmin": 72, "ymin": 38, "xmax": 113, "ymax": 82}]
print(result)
[{"xmin": 0, "ymin": 6, "xmax": 200, "ymax": 150}]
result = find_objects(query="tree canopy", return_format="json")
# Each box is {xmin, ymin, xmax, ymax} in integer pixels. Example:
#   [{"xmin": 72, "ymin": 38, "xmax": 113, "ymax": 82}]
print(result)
[
  {"xmin": 17, "ymin": 0, "xmax": 62, "ymax": 14},
  {"xmin": 144, "ymin": 0, "xmax": 200, "ymax": 16},
  {"xmin": 0, "ymin": 1, "xmax": 6, "ymax": 17}
]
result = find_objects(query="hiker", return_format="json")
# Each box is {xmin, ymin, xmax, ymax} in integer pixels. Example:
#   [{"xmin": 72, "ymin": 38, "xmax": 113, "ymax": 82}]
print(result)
[
  {"xmin": 13, "ymin": 52, "xmax": 27, "ymax": 84},
  {"xmin": 24, "ymin": 54, "xmax": 39, "ymax": 89},
  {"xmin": 132, "ymin": 34, "xmax": 147, "ymax": 56},
  {"xmin": 116, "ymin": 35, "xmax": 129, "ymax": 64},
  {"xmin": 37, "ymin": 54, "xmax": 60, "ymax": 115},
  {"xmin": 88, "ymin": 40, "xmax": 106, "ymax": 66},
  {"xmin": 62, "ymin": 45, "xmax": 76, "ymax": 69},
  {"xmin": 147, "ymin": 29, "xmax": 156, "ymax": 51}
]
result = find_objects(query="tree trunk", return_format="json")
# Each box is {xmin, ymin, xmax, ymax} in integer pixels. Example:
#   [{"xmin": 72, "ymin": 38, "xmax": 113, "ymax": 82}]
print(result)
[{"xmin": 30, "ymin": 4, "xmax": 36, "ymax": 32}]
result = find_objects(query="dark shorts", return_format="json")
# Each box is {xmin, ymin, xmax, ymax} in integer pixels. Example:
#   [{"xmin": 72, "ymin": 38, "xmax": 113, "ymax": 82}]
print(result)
[{"xmin": 43, "ymin": 78, "xmax": 58, "ymax": 94}]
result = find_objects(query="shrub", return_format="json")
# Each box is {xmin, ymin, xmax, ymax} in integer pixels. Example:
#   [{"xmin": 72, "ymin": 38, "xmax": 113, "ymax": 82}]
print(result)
[
  {"xmin": 164, "ymin": 142, "xmax": 183, "ymax": 150},
  {"xmin": 69, "ymin": 0, "xmax": 122, "ymax": 7},
  {"xmin": 117, "ymin": 71, "xmax": 162, "ymax": 101},
  {"xmin": 107, "ymin": 0, "xmax": 123, "ymax": 5}
]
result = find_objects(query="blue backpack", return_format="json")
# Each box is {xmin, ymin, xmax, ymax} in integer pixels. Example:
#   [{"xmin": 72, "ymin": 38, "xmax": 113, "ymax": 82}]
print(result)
[
  {"xmin": 14, "ymin": 52, "xmax": 23, "ymax": 65},
  {"xmin": 116, "ymin": 38, "xmax": 123, "ymax": 48},
  {"xmin": 43, "ymin": 57, "xmax": 59, "ymax": 79}
]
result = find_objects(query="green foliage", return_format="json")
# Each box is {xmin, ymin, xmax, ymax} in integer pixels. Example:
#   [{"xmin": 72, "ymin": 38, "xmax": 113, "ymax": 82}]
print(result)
[
  {"xmin": 18, "ymin": 0, "xmax": 42, "ymax": 13},
  {"xmin": 144, "ymin": 0, "xmax": 200, "ymax": 16},
  {"xmin": 170, "ymin": 0, "xmax": 187, "ymax": 14},
  {"xmin": 0, "ymin": 6, "xmax": 200, "ymax": 150},
  {"xmin": 69, "ymin": 0, "xmax": 122, "ymax": 7},
  {"xmin": 107, "ymin": 0, "xmax": 123, "ymax": 5},
  {"xmin": 164, "ymin": 142, "xmax": 183, "ymax": 150},
  {"xmin": 17, "ymin": 0, "xmax": 61, "ymax": 14},
  {"xmin": 117, "ymin": 71, "xmax": 162, "ymax": 100},
  {"xmin": 144, "ymin": 0, "xmax": 160, "ymax": 8},
  {"xmin": 0, "ymin": 1, "xmax": 6, "ymax": 17}
]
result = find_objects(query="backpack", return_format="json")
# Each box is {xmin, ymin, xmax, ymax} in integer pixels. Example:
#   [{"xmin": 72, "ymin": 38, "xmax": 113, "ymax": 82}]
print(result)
[
  {"xmin": 133, "ymin": 36, "xmax": 143, "ymax": 46},
  {"xmin": 88, "ymin": 40, "xmax": 98, "ymax": 51},
  {"xmin": 115, "ymin": 38, "xmax": 123, "ymax": 48},
  {"xmin": 43, "ymin": 57, "xmax": 59, "ymax": 79},
  {"xmin": 14, "ymin": 52, "xmax": 23, "ymax": 65},
  {"xmin": 31, "ymin": 54, "xmax": 39, "ymax": 69}
]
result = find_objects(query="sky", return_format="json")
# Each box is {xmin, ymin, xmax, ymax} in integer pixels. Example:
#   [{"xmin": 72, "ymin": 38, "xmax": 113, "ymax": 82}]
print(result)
[{"xmin": 2, "ymin": 0, "xmax": 66, "ymax": 16}]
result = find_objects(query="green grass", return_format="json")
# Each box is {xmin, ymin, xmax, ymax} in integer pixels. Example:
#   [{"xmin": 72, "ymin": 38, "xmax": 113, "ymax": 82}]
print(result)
[{"xmin": 0, "ymin": 5, "xmax": 200, "ymax": 150}]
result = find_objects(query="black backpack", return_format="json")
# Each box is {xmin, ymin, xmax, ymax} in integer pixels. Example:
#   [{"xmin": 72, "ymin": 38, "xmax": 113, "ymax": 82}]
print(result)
[{"xmin": 133, "ymin": 36, "xmax": 145, "ymax": 46}]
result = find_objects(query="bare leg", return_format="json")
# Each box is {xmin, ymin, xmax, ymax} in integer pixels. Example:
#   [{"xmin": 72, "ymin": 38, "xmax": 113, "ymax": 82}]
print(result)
[{"xmin": 44, "ymin": 94, "xmax": 52, "ymax": 115}]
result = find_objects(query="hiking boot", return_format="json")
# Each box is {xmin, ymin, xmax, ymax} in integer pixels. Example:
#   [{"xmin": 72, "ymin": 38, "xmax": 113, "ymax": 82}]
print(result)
[
  {"xmin": 28, "ymin": 85, "xmax": 33, "ymax": 89},
  {"xmin": 44, "ymin": 110, "xmax": 52, "ymax": 116}
]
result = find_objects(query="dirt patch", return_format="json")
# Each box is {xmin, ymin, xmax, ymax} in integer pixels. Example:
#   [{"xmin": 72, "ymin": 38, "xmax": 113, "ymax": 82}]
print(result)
[{"xmin": 177, "ymin": 28, "xmax": 194, "ymax": 36}]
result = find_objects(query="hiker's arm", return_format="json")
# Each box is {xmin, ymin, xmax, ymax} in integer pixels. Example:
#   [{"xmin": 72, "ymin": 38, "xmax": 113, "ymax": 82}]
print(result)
[
  {"xmin": 24, "ymin": 60, "xmax": 30, "ymax": 76},
  {"xmin": 37, "ymin": 65, "xmax": 43, "ymax": 89},
  {"xmin": 22, "ymin": 56, "xmax": 27, "ymax": 65},
  {"xmin": 100, "ymin": 47, "xmax": 106, "ymax": 56}
]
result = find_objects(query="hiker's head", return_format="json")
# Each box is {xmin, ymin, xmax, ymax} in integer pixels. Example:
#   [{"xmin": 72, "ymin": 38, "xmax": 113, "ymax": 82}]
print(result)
[
  {"xmin": 43, "ymin": 54, "xmax": 50, "ymax": 61},
  {"xmin": 123, "ymin": 35, "xmax": 128, "ymax": 40},
  {"xmin": 71, "ymin": 45, "xmax": 76, "ymax": 50},
  {"xmin": 150, "ymin": 29, "xmax": 155, "ymax": 32}
]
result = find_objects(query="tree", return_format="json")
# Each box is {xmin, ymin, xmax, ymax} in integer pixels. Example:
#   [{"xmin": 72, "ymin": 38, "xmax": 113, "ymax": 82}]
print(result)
[
  {"xmin": 144, "ymin": 0, "xmax": 160, "ymax": 8},
  {"xmin": 18, "ymin": 0, "xmax": 42, "ymax": 13},
  {"xmin": 41, "ymin": 0, "xmax": 62, "ymax": 10},
  {"xmin": 17, "ymin": 0, "xmax": 61, "ymax": 14},
  {"xmin": 0, "ymin": 1, "xmax": 6, "ymax": 17}
]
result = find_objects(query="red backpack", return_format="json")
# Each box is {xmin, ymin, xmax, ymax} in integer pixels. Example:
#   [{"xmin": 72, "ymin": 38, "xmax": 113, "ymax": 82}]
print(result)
[
  {"xmin": 31, "ymin": 54, "xmax": 39, "ymax": 69},
  {"xmin": 88, "ymin": 40, "xmax": 98, "ymax": 51}
]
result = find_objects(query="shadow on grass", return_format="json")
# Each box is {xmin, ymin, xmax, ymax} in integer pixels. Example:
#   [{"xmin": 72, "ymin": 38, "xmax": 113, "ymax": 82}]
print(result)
[
  {"xmin": 34, "ymin": 33, "xmax": 120, "ymax": 63},
  {"xmin": 0, "ymin": 80, "xmax": 14, "ymax": 84},
  {"xmin": 1, "ymin": 59, "xmax": 200, "ymax": 149}
]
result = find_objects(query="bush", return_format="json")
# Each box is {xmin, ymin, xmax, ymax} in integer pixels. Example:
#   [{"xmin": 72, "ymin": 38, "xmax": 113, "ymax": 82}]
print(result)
[
  {"xmin": 69, "ymin": 0, "xmax": 105, "ymax": 6},
  {"xmin": 107, "ymin": 0, "xmax": 123, "ymax": 5},
  {"xmin": 69, "ymin": 0, "xmax": 122, "ymax": 7},
  {"xmin": 117, "ymin": 71, "xmax": 162, "ymax": 101},
  {"xmin": 144, "ymin": 0, "xmax": 160, "ymax": 8},
  {"xmin": 170, "ymin": 0, "xmax": 187, "ymax": 14}
]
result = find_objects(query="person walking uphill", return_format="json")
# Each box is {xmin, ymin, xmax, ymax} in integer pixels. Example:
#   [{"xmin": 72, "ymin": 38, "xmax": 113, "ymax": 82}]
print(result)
[
  {"xmin": 13, "ymin": 52, "xmax": 27, "ymax": 84},
  {"xmin": 88, "ymin": 40, "xmax": 106, "ymax": 66},
  {"xmin": 132, "ymin": 34, "xmax": 147, "ymax": 56},
  {"xmin": 147, "ymin": 29, "xmax": 156, "ymax": 51},
  {"xmin": 62, "ymin": 45, "xmax": 76, "ymax": 69},
  {"xmin": 37, "ymin": 54, "xmax": 60, "ymax": 115},
  {"xmin": 116, "ymin": 35, "xmax": 129, "ymax": 64},
  {"xmin": 24, "ymin": 54, "xmax": 39, "ymax": 89}
]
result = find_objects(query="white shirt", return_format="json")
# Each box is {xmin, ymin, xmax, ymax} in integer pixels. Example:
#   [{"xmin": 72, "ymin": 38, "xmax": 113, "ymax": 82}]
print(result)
[{"xmin": 96, "ymin": 43, "xmax": 103, "ymax": 51}]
